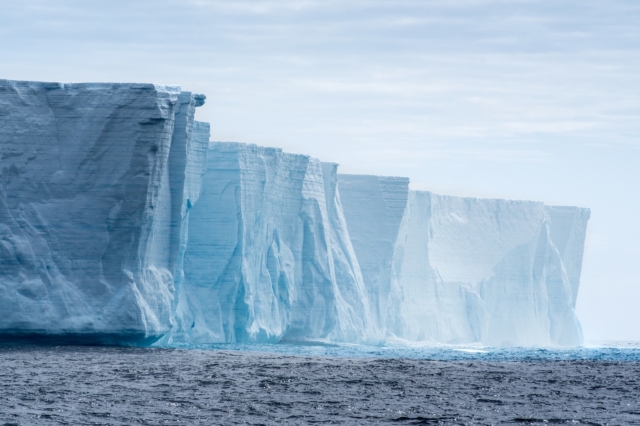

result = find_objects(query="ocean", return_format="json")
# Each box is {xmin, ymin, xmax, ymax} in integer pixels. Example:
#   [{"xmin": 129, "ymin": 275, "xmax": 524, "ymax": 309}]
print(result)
[{"xmin": 1, "ymin": 343, "xmax": 639, "ymax": 425}]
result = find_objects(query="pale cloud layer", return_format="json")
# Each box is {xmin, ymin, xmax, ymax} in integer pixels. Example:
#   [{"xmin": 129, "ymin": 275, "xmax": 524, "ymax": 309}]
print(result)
[{"xmin": 1, "ymin": 0, "xmax": 639, "ymax": 341}]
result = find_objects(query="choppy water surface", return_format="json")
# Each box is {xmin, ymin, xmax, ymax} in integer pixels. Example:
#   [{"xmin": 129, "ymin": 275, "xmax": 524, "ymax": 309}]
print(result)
[{"xmin": 1, "ymin": 344, "xmax": 639, "ymax": 425}]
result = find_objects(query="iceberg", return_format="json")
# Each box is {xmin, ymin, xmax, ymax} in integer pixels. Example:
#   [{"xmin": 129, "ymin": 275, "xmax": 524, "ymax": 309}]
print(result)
[
  {"xmin": 338, "ymin": 179, "xmax": 590, "ymax": 347},
  {"xmin": 0, "ymin": 79, "xmax": 207, "ymax": 344},
  {"xmin": 167, "ymin": 143, "xmax": 377, "ymax": 343},
  {"xmin": 0, "ymin": 79, "xmax": 591, "ymax": 347}
]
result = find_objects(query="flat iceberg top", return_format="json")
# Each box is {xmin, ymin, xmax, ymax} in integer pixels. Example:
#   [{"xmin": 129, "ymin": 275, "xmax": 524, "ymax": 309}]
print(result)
[
  {"xmin": 412, "ymin": 189, "xmax": 590, "ymax": 212},
  {"xmin": 338, "ymin": 173, "xmax": 411, "ymax": 182},
  {"xmin": 210, "ymin": 141, "xmax": 312, "ymax": 161},
  {"xmin": 0, "ymin": 79, "xmax": 182, "ymax": 95}
]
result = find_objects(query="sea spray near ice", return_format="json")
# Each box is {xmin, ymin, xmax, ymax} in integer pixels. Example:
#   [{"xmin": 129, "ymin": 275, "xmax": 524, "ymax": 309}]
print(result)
[{"xmin": 0, "ymin": 79, "xmax": 590, "ymax": 347}]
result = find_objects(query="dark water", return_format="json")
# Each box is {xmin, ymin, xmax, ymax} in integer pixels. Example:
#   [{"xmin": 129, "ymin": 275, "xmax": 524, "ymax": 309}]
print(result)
[{"xmin": 1, "ymin": 346, "xmax": 640, "ymax": 425}]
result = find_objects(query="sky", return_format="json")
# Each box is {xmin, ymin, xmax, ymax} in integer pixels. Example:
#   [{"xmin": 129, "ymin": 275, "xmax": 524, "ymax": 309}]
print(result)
[{"xmin": 1, "ymin": 0, "xmax": 639, "ymax": 342}]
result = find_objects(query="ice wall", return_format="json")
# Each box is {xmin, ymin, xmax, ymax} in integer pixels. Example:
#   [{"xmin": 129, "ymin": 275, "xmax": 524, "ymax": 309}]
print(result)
[
  {"xmin": 338, "ymin": 177, "xmax": 590, "ymax": 347},
  {"xmin": 0, "ymin": 78, "xmax": 591, "ymax": 348},
  {"xmin": 170, "ymin": 143, "xmax": 377, "ymax": 343},
  {"xmin": 0, "ymin": 80, "xmax": 206, "ymax": 344},
  {"xmin": 167, "ymin": 119, "xmax": 210, "ymax": 342},
  {"xmin": 336, "ymin": 175, "xmax": 410, "ymax": 329},
  {"xmin": 320, "ymin": 164, "xmax": 379, "ymax": 342},
  {"xmin": 545, "ymin": 206, "xmax": 591, "ymax": 307}
]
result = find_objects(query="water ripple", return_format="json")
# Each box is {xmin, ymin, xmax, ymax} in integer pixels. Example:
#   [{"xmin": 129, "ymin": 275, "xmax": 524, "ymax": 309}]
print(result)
[{"xmin": 0, "ymin": 345, "xmax": 638, "ymax": 425}]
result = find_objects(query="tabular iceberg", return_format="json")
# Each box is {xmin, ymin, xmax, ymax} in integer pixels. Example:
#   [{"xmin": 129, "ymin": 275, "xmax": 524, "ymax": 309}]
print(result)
[
  {"xmin": 338, "ymin": 179, "xmax": 590, "ymax": 347},
  {"xmin": 0, "ymin": 79, "xmax": 207, "ymax": 344},
  {"xmin": 167, "ymin": 143, "xmax": 377, "ymax": 343},
  {"xmin": 0, "ymin": 79, "xmax": 591, "ymax": 347}
]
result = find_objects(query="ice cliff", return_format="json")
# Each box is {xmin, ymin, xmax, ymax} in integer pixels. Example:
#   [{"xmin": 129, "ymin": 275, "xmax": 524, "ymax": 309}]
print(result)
[
  {"xmin": 167, "ymin": 144, "xmax": 377, "ymax": 343},
  {"xmin": 338, "ymin": 178, "xmax": 590, "ymax": 347},
  {"xmin": 0, "ymin": 79, "xmax": 590, "ymax": 347},
  {"xmin": 337, "ymin": 175, "xmax": 409, "ymax": 331},
  {"xmin": 0, "ymin": 80, "xmax": 207, "ymax": 344}
]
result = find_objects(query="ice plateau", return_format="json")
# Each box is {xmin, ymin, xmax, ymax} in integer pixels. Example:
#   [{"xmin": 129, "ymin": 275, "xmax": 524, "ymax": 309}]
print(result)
[{"xmin": 0, "ymin": 79, "xmax": 590, "ymax": 347}]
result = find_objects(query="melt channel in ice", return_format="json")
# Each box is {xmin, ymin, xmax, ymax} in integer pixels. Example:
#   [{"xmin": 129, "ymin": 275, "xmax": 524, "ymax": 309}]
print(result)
[{"xmin": 0, "ymin": 79, "xmax": 208, "ymax": 345}]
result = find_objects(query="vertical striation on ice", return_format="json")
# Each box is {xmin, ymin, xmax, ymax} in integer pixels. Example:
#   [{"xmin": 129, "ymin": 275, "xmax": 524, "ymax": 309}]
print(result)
[
  {"xmin": 545, "ymin": 206, "xmax": 591, "ymax": 307},
  {"xmin": 171, "ymin": 143, "xmax": 377, "ymax": 344},
  {"xmin": 0, "ymin": 80, "xmax": 206, "ymax": 344},
  {"xmin": 320, "ymin": 164, "xmax": 379, "ymax": 342},
  {"xmin": 337, "ymin": 178, "xmax": 590, "ymax": 347},
  {"xmin": 0, "ymin": 79, "xmax": 591, "ymax": 348},
  {"xmin": 166, "ymin": 114, "xmax": 210, "ymax": 343},
  {"xmin": 337, "ymin": 174, "xmax": 410, "ymax": 330}
]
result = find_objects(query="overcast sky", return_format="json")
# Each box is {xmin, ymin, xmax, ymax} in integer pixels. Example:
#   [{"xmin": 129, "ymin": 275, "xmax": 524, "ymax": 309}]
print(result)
[{"xmin": 2, "ymin": 0, "xmax": 639, "ymax": 342}]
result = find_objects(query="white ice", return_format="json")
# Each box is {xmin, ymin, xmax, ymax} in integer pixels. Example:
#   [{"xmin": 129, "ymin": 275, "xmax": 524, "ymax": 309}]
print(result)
[
  {"xmin": 167, "ymin": 143, "xmax": 378, "ymax": 344},
  {"xmin": 0, "ymin": 80, "xmax": 206, "ymax": 344},
  {"xmin": 337, "ymin": 182, "xmax": 589, "ymax": 347},
  {"xmin": 0, "ymin": 79, "xmax": 591, "ymax": 347}
]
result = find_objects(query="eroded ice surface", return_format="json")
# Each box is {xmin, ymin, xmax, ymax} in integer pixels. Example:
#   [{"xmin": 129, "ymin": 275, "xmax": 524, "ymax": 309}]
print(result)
[
  {"xmin": 0, "ymin": 80, "xmax": 206, "ymax": 344},
  {"xmin": 337, "ymin": 174, "xmax": 409, "ymax": 329},
  {"xmin": 169, "ymin": 143, "xmax": 377, "ymax": 344},
  {"xmin": 338, "ymin": 181, "xmax": 590, "ymax": 347},
  {"xmin": 169, "ymin": 120, "xmax": 210, "ymax": 341},
  {"xmin": 0, "ymin": 79, "xmax": 591, "ymax": 348}
]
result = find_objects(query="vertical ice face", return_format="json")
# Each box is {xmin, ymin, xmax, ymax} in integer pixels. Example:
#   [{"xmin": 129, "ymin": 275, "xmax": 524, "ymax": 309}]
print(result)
[
  {"xmin": 543, "ymin": 205, "xmax": 590, "ymax": 345},
  {"xmin": 320, "ymin": 164, "xmax": 379, "ymax": 342},
  {"xmin": 387, "ymin": 191, "xmax": 588, "ymax": 346},
  {"xmin": 545, "ymin": 206, "xmax": 591, "ymax": 307},
  {"xmin": 167, "ymin": 117, "xmax": 210, "ymax": 343},
  {"xmin": 337, "ymin": 174, "xmax": 410, "ymax": 329},
  {"xmin": 393, "ymin": 193, "xmax": 550, "ymax": 346},
  {"xmin": 172, "ymin": 143, "xmax": 376, "ymax": 343},
  {"xmin": 0, "ymin": 79, "xmax": 590, "ymax": 347},
  {"xmin": 337, "ymin": 175, "xmax": 589, "ymax": 347},
  {"xmin": 0, "ymin": 80, "xmax": 206, "ymax": 344},
  {"xmin": 166, "ymin": 93, "xmax": 208, "ymax": 278}
]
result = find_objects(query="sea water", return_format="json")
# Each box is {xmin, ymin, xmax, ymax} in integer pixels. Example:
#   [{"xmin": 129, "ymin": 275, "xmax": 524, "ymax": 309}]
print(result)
[
  {"xmin": 1, "ymin": 343, "xmax": 639, "ymax": 425},
  {"xmin": 163, "ymin": 341, "xmax": 640, "ymax": 362}
]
